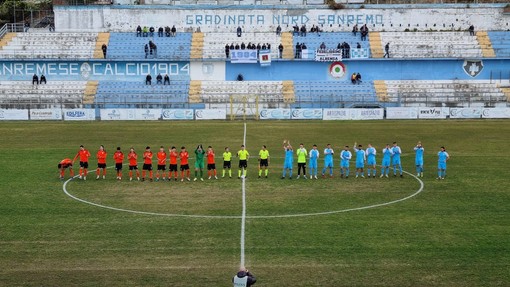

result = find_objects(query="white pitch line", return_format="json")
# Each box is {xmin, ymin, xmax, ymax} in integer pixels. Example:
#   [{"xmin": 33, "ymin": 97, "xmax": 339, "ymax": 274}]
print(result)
[{"xmin": 240, "ymin": 122, "xmax": 247, "ymax": 268}]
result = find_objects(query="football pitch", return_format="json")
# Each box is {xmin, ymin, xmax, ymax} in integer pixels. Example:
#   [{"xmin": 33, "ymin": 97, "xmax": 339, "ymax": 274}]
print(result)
[{"xmin": 0, "ymin": 120, "xmax": 509, "ymax": 286}]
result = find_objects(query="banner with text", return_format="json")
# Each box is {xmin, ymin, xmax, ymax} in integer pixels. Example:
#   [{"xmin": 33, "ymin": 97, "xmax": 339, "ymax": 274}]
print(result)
[
  {"xmin": 386, "ymin": 107, "xmax": 418, "ymax": 119},
  {"xmin": 323, "ymin": 108, "xmax": 384, "ymax": 120},
  {"xmin": 100, "ymin": 109, "xmax": 136, "ymax": 120},
  {"xmin": 291, "ymin": 109, "xmax": 323, "ymax": 120},
  {"xmin": 259, "ymin": 50, "xmax": 271, "ymax": 67},
  {"xmin": 162, "ymin": 109, "xmax": 194, "ymax": 120},
  {"xmin": 0, "ymin": 109, "xmax": 29, "ymax": 120},
  {"xmin": 63, "ymin": 109, "xmax": 96, "ymax": 121},
  {"xmin": 230, "ymin": 50, "xmax": 258, "ymax": 64},
  {"xmin": 195, "ymin": 109, "xmax": 227, "ymax": 120},
  {"xmin": 259, "ymin": 109, "xmax": 291, "ymax": 120},
  {"xmin": 418, "ymin": 107, "xmax": 450, "ymax": 119},
  {"xmin": 315, "ymin": 49, "xmax": 342, "ymax": 62},
  {"xmin": 449, "ymin": 108, "xmax": 482, "ymax": 119},
  {"xmin": 481, "ymin": 108, "xmax": 510, "ymax": 119},
  {"xmin": 30, "ymin": 109, "xmax": 62, "ymax": 120}
]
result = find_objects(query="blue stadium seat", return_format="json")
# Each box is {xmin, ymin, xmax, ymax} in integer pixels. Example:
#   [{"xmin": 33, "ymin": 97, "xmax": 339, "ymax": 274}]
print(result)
[{"xmin": 488, "ymin": 31, "xmax": 510, "ymax": 58}]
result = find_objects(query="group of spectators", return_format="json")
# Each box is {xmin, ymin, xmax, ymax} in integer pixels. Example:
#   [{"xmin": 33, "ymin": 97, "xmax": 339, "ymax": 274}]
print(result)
[
  {"xmin": 144, "ymin": 41, "xmax": 158, "ymax": 58},
  {"xmin": 136, "ymin": 25, "xmax": 177, "ymax": 37},
  {"xmin": 292, "ymin": 24, "xmax": 323, "ymax": 37},
  {"xmin": 32, "ymin": 74, "xmax": 47, "ymax": 85},
  {"xmin": 145, "ymin": 74, "xmax": 171, "ymax": 85},
  {"xmin": 352, "ymin": 24, "xmax": 369, "ymax": 41},
  {"xmin": 351, "ymin": 72, "xmax": 362, "ymax": 84},
  {"xmin": 294, "ymin": 42, "xmax": 308, "ymax": 59},
  {"xmin": 224, "ymin": 42, "xmax": 273, "ymax": 58}
]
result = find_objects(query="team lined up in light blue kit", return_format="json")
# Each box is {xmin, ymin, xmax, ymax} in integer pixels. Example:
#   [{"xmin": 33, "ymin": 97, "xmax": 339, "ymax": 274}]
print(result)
[{"xmin": 279, "ymin": 141, "xmax": 450, "ymax": 180}]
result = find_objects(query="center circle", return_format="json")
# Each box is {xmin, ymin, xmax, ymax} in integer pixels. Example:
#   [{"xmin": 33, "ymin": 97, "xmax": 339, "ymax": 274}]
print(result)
[{"xmin": 62, "ymin": 169, "xmax": 424, "ymax": 219}]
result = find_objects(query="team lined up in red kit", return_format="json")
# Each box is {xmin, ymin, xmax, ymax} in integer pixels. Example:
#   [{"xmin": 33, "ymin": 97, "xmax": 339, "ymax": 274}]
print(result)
[{"xmin": 59, "ymin": 145, "xmax": 217, "ymax": 182}]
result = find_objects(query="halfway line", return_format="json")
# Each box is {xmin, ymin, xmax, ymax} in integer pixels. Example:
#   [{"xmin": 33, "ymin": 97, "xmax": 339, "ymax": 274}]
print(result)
[{"xmin": 240, "ymin": 122, "xmax": 247, "ymax": 268}]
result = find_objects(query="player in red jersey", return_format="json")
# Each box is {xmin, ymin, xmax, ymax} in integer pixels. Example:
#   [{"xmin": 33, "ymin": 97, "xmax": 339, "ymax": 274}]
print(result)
[
  {"xmin": 168, "ymin": 146, "xmax": 179, "ymax": 181},
  {"xmin": 127, "ymin": 147, "xmax": 140, "ymax": 181},
  {"xmin": 206, "ymin": 146, "xmax": 218, "ymax": 180},
  {"xmin": 179, "ymin": 146, "xmax": 190, "ymax": 181},
  {"xmin": 58, "ymin": 158, "xmax": 74, "ymax": 180},
  {"xmin": 156, "ymin": 146, "xmax": 167, "ymax": 181},
  {"xmin": 113, "ymin": 147, "xmax": 124, "ymax": 180},
  {"xmin": 73, "ymin": 145, "xmax": 91, "ymax": 180},
  {"xmin": 96, "ymin": 145, "xmax": 107, "ymax": 180},
  {"xmin": 142, "ymin": 146, "xmax": 153, "ymax": 182}
]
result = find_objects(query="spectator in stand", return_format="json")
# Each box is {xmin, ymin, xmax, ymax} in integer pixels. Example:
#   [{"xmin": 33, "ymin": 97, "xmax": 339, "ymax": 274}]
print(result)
[
  {"xmin": 24, "ymin": 22, "xmax": 30, "ymax": 32},
  {"xmin": 32, "ymin": 74, "xmax": 39, "ymax": 85},
  {"xmin": 49, "ymin": 24, "xmax": 55, "ymax": 32},
  {"xmin": 344, "ymin": 42, "xmax": 350, "ymax": 59},
  {"xmin": 156, "ymin": 73, "xmax": 163, "ymax": 84},
  {"xmin": 360, "ymin": 24, "xmax": 368, "ymax": 41},
  {"xmin": 237, "ymin": 26, "xmax": 242, "ymax": 37},
  {"xmin": 136, "ymin": 25, "xmax": 142, "ymax": 37},
  {"xmin": 356, "ymin": 73, "xmax": 362, "ymax": 84},
  {"xmin": 40, "ymin": 74, "xmax": 47, "ymax": 84},
  {"xmin": 357, "ymin": 42, "xmax": 361, "ymax": 49},
  {"xmin": 352, "ymin": 24, "xmax": 358, "ymax": 36},
  {"xmin": 267, "ymin": 43, "xmax": 271, "ymax": 50},
  {"xmin": 149, "ymin": 41, "xmax": 157, "ymax": 58},
  {"xmin": 310, "ymin": 25, "xmax": 316, "ymax": 33},
  {"xmin": 237, "ymin": 74, "xmax": 244, "ymax": 81},
  {"xmin": 165, "ymin": 26, "xmax": 171, "ymax": 37},
  {"xmin": 384, "ymin": 42, "xmax": 390, "ymax": 58},
  {"xmin": 230, "ymin": 43, "xmax": 235, "ymax": 50},
  {"xmin": 149, "ymin": 26, "xmax": 155, "ymax": 37},
  {"xmin": 292, "ymin": 25, "xmax": 299, "ymax": 36},
  {"xmin": 300, "ymin": 25, "xmax": 307, "ymax": 37},
  {"xmin": 351, "ymin": 73, "xmax": 357, "ymax": 84},
  {"xmin": 142, "ymin": 26, "xmax": 149, "ymax": 37},
  {"xmin": 171, "ymin": 25, "xmax": 177, "ymax": 37},
  {"xmin": 295, "ymin": 42, "xmax": 301, "ymax": 59},
  {"xmin": 235, "ymin": 43, "xmax": 240, "ymax": 50},
  {"xmin": 261, "ymin": 43, "xmax": 267, "ymax": 50},
  {"xmin": 102, "ymin": 43, "xmax": 107, "ymax": 58},
  {"xmin": 158, "ymin": 27, "xmax": 164, "ymax": 37},
  {"xmin": 468, "ymin": 25, "xmax": 475, "ymax": 36},
  {"xmin": 241, "ymin": 42, "xmax": 246, "ymax": 50},
  {"xmin": 163, "ymin": 74, "xmax": 170, "ymax": 85},
  {"xmin": 256, "ymin": 43, "xmax": 261, "ymax": 56},
  {"xmin": 225, "ymin": 44, "xmax": 230, "ymax": 58},
  {"xmin": 144, "ymin": 43, "xmax": 149, "ymax": 58},
  {"xmin": 319, "ymin": 42, "xmax": 326, "ymax": 50},
  {"xmin": 146, "ymin": 74, "xmax": 152, "ymax": 85},
  {"xmin": 278, "ymin": 43, "xmax": 284, "ymax": 58},
  {"xmin": 276, "ymin": 25, "xmax": 281, "ymax": 36}
]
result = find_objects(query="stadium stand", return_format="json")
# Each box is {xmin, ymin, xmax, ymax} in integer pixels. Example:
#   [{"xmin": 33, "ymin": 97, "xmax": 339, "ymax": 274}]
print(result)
[
  {"xmin": 94, "ymin": 81, "xmax": 190, "ymax": 108},
  {"xmin": 106, "ymin": 32, "xmax": 192, "ymax": 60},
  {"xmin": 377, "ymin": 32, "xmax": 483, "ymax": 58},
  {"xmin": 201, "ymin": 32, "xmax": 282, "ymax": 59},
  {"xmin": 380, "ymin": 80, "xmax": 509, "ymax": 107},
  {"xmin": 190, "ymin": 81, "xmax": 288, "ymax": 105},
  {"xmin": 0, "ymin": 81, "xmax": 87, "ymax": 108},
  {"xmin": 0, "ymin": 32, "xmax": 96, "ymax": 59},
  {"xmin": 488, "ymin": 31, "xmax": 510, "ymax": 58},
  {"xmin": 292, "ymin": 32, "xmax": 368, "ymax": 59},
  {"xmin": 293, "ymin": 81, "xmax": 378, "ymax": 108}
]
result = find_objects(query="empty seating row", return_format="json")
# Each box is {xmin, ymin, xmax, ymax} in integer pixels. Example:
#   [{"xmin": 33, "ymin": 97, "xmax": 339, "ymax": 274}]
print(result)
[
  {"xmin": 106, "ymin": 32, "xmax": 192, "ymax": 59},
  {"xmin": 0, "ymin": 81, "xmax": 87, "ymax": 108}
]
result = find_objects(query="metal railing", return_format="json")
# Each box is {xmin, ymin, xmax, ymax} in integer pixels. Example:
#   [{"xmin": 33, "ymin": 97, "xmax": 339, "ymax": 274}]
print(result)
[{"xmin": 0, "ymin": 23, "xmax": 24, "ymax": 40}]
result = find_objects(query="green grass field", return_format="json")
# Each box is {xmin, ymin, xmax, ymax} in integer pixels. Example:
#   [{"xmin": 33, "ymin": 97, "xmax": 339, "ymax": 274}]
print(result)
[{"xmin": 0, "ymin": 120, "xmax": 509, "ymax": 286}]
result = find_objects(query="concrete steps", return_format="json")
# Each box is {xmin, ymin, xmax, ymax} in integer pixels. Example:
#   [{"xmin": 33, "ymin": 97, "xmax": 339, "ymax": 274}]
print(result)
[
  {"xmin": 369, "ymin": 32, "xmax": 383, "ymax": 58},
  {"xmin": 190, "ymin": 32, "xmax": 204, "ymax": 59},
  {"xmin": 189, "ymin": 80, "xmax": 202, "ymax": 103},
  {"xmin": 282, "ymin": 81, "xmax": 295, "ymax": 103},
  {"xmin": 280, "ymin": 32, "xmax": 294, "ymax": 59},
  {"xmin": 93, "ymin": 33, "xmax": 110, "ymax": 59},
  {"xmin": 476, "ymin": 31, "xmax": 495, "ymax": 58},
  {"xmin": 0, "ymin": 33, "xmax": 17, "ymax": 49},
  {"xmin": 83, "ymin": 81, "xmax": 98, "ymax": 104}
]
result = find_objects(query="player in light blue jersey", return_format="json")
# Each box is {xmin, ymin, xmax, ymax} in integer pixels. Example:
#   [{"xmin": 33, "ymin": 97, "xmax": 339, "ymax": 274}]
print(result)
[
  {"xmin": 321, "ymin": 143, "xmax": 334, "ymax": 178},
  {"xmin": 380, "ymin": 144, "xmax": 393, "ymax": 178},
  {"xmin": 392, "ymin": 142, "xmax": 403, "ymax": 177},
  {"xmin": 437, "ymin": 146, "xmax": 450, "ymax": 180},
  {"xmin": 353, "ymin": 143, "xmax": 366, "ymax": 178},
  {"xmin": 365, "ymin": 143, "xmax": 377, "ymax": 178},
  {"xmin": 281, "ymin": 140, "xmax": 293, "ymax": 179},
  {"xmin": 309, "ymin": 144, "xmax": 320, "ymax": 179},
  {"xmin": 340, "ymin": 146, "xmax": 352, "ymax": 178},
  {"xmin": 414, "ymin": 141, "xmax": 424, "ymax": 177}
]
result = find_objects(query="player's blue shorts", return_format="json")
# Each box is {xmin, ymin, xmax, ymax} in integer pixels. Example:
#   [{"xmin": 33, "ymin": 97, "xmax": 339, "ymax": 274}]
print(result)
[
  {"xmin": 356, "ymin": 161, "xmax": 364, "ymax": 169},
  {"xmin": 392, "ymin": 157, "xmax": 401, "ymax": 165},
  {"xmin": 309, "ymin": 160, "xmax": 317, "ymax": 169},
  {"xmin": 415, "ymin": 159, "xmax": 423, "ymax": 166},
  {"xmin": 324, "ymin": 160, "xmax": 333, "ymax": 168},
  {"xmin": 340, "ymin": 160, "xmax": 349, "ymax": 168},
  {"xmin": 438, "ymin": 162, "xmax": 447, "ymax": 170},
  {"xmin": 382, "ymin": 158, "xmax": 391, "ymax": 166},
  {"xmin": 367, "ymin": 158, "xmax": 376, "ymax": 166},
  {"xmin": 284, "ymin": 160, "xmax": 293, "ymax": 169}
]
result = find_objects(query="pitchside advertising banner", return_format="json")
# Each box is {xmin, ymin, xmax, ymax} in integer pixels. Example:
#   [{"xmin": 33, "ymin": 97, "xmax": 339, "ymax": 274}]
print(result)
[
  {"xmin": 30, "ymin": 109, "xmax": 63, "ymax": 120},
  {"xmin": 259, "ymin": 109, "xmax": 291, "ymax": 120},
  {"xmin": 449, "ymin": 108, "xmax": 482, "ymax": 119},
  {"xmin": 386, "ymin": 107, "xmax": 418, "ymax": 119},
  {"xmin": 481, "ymin": 108, "xmax": 510, "ymax": 118},
  {"xmin": 63, "ymin": 109, "xmax": 95, "ymax": 120},
  {"xmin": 417, "ymin": 107, "xmax": 450, "ymax": 119},
  {"xmin": 0, "ymin": 109, "xmax": 29, "ymax": 120},
  {"xmin": 195, "ymin": 109, "xmax": 227, "ymax": 120},
  {"xmin": 322, "ymin": 108, "xmax": 384, "ymax": 120},
  {"xmin": 291, "ymin": 109, "xmax": 323, "ymax": 120}
]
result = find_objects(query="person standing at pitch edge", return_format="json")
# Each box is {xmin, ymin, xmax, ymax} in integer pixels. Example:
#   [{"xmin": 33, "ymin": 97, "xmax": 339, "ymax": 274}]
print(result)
[
  {"xmin": 296, "ymin": 143, "xmax": 307, "ymax": 179},
  {"xmin": 353, "ymin": 143, "xmax": 366, "ymax": 178},
  {"xmin": 281, "ymin": 140, "xmax": 293, "ymax": 179},
  {"xmin": 437, "ymin": 146, "xmax": 450, "ymax": 180},
  {"xmin": 233, "ymin": 267, "xmax": 256, "ymax": 287},
  {"xmin": 321, "ymin": 143, "xmax": 334, "ymax": 178},
  {"xmin": 308, "ymin": 144, "xmax": 320, "ymax": 179},
  {"xmin": 414, "ymin": 141, "xmax": 424, "ymax": 177},
  {"xmin": 392, "ymin": 142, "xmax": 403, "ymax": 177}
]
